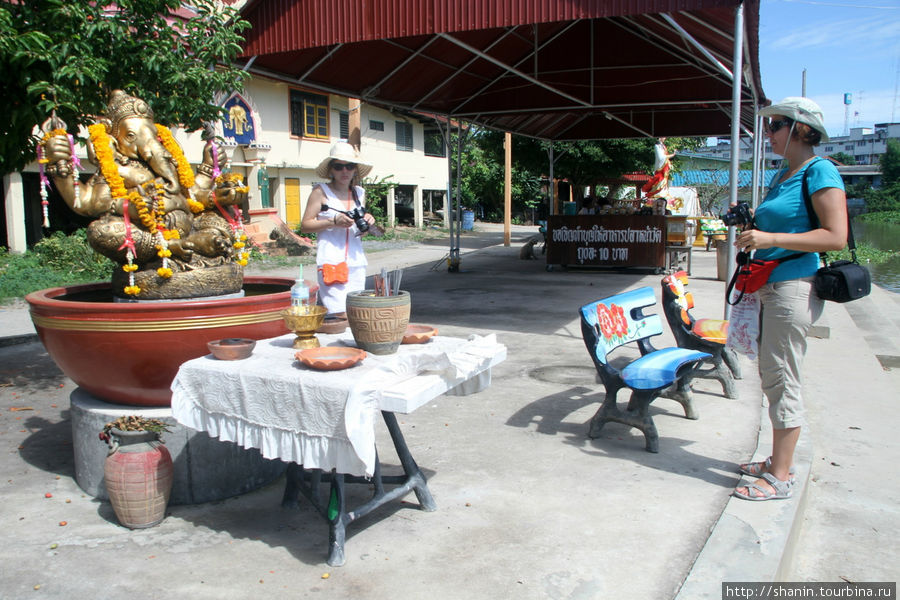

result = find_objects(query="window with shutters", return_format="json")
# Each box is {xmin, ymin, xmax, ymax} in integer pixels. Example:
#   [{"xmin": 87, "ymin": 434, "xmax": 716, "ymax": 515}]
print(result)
[
  {"xmin": 369, "ymin": 120, "xmax": 385, "ymax": 132},
  {"xmin": 396, "ymin": 121, "xmax": 413, "ymax": 152},
  {"xmin": 339, "ymin": 111, "xmax": 349, "ymax": 140},
  {"xmin": 289, "ymin": 89, "xmax": 329, "ymax": 139}
]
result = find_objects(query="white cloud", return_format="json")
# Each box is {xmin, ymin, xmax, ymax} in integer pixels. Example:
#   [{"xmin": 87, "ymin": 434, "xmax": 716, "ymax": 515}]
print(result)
[{"xmin": 770, "ymin": 14, "xmax": 900, "ymax": 52}]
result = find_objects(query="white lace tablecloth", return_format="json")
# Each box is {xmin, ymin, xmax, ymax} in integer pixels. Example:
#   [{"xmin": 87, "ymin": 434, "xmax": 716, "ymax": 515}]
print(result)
[{"xmin": 171, "ymin": 332, "xmax": 505, "ymax": 477}]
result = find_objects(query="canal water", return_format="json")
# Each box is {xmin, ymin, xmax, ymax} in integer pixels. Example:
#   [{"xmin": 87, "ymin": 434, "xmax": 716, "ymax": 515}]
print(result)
[{"xmin": 854, "ymin": 220, "xmax": 900, "ymax": 294}]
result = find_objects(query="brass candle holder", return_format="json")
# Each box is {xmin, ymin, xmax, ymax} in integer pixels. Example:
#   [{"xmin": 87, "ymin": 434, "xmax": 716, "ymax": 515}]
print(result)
[{"xmin": 281, "ymin": 305, "xmax": 327, "ymax": 349}]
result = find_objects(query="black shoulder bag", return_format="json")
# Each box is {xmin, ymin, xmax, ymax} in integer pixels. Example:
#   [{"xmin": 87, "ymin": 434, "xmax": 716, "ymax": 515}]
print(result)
[{"xmin": 802, "ymin": 161, "xmax": 871, "ymax": 303}]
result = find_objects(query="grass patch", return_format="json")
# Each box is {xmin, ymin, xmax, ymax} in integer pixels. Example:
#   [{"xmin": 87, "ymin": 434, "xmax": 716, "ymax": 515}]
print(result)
[
  {"xmin": 826, "ymin": 241, "xmax": 897, "ymax": 265},
  {"xmin": 857, "ymin": 210, "xmax": 900, "ymax": 226}
]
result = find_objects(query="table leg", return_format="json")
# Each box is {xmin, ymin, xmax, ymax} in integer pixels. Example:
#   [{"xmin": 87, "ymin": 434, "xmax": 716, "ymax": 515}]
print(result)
[
  {"xmin": 327, "ymin": 474, "xmax": 347, "ymax": 567},
  {"xmin": 382, "ymin": 411, "xmax": 437, "ymax": 512},
  {"xmin": 282, "ymin": 410, "xmax": 437, "ymax": 565}
]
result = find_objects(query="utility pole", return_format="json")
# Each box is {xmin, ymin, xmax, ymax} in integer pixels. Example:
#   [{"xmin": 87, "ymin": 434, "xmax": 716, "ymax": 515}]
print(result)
[{"xmin": 802, "ymin": 68, "xmax": 807, "ymax": 96}]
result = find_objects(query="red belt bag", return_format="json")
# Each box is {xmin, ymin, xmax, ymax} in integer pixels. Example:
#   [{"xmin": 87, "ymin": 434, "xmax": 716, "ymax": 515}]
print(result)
[{"xmin": 727, "ymin": 251, "xmax": 805, "ymax": 304}]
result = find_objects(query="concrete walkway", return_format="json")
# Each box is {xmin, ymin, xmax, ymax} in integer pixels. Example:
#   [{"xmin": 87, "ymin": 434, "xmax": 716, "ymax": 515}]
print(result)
[{"xmin": 1, "ymin": 223, "xmax": 897, "ymax": 599}]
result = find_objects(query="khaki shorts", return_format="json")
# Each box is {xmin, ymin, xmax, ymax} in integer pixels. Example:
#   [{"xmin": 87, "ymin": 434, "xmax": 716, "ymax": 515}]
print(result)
[{"xmin": 757, "ymin": 277, "xmax": 823, "ymax": 429}]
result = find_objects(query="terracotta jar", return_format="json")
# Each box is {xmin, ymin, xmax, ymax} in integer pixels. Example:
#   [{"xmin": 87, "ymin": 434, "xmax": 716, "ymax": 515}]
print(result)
[
  {"xmin": 346, "ymin": 290, "xmax": 411, "ymax": 355},
  {"xmin": 104, "ymin": 429, "xmax": 174, "ymax": 529}
]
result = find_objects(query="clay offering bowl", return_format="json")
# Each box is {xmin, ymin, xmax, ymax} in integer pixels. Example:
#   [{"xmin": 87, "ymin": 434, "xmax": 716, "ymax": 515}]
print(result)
[
  {"xmin": 281, "ymin": 305, "xmax": 327, "ymax": 349},
  {"xmin": 207, "ymin": 338, "xmax": 256, "ymax": 360}
]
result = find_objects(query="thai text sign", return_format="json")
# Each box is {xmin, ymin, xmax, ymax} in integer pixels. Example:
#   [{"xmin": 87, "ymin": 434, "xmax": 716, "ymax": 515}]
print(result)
[{"xmin": 546, "ymin": 215, "xmax": 666, "ymax": 268}]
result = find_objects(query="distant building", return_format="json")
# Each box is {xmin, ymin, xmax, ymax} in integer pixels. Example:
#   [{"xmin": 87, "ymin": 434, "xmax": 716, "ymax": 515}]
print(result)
[{"xmin": 693, "ymin": 122, "xmax": 900, "ymax": 189}]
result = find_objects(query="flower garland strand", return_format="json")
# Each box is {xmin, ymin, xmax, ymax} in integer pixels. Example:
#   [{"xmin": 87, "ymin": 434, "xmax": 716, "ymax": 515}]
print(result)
[
  {"xmin": 37, "ymin": 143, "xmax": 52, "ymax": 228},
  {"xmin": 211, "ymin": 141, "xmax": 222, "ymax": 180},
  {"xmin": 37, "ymin": 128, "xmax": 75, "ymax": 228},
  {"xmin": 214, "ymin": 173, "xmax": 250, "ymax": 266},
  {"xmin": 67, "ymin": 133, "xmax": 82, "ymax": 207}
]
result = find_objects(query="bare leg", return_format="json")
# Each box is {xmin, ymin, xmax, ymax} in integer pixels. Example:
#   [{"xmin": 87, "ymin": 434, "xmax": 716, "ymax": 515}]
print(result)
[
  {"xmin": 769, "ymin": 427, "xmax": 800, "ymax": 481},
  {"xmin": 736, "ymin": 426, "xmax": 800, "ymax": 497}
]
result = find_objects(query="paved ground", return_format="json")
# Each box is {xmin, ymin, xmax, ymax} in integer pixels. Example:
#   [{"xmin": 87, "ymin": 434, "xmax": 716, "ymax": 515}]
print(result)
[{"xmin": 1, "ymin": 223, "xmax": 897, "ymax": 599}]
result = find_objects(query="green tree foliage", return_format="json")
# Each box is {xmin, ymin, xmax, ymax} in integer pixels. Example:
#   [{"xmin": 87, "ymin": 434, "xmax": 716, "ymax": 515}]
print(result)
[
  {"xmin": 829, "ymin": 152, "xmax": 856, "ymax": 165},
  {"xmin": 860, "ymin": 139, "xmax": 900, "ymax": 213},
  {"xmin": 880, "ymin": 139, "xmax": 900, "ymax": 186},
  {"xmin": 864, "ymin": 182, "xmax": 900, "ymax": 213},
  {"xmin": 451, "ymin": 129, "xmax": 703, "ymax": 220},
  {"xmin": 0, "ymin": 0, "xmax": 250, "ymax": 175},
  {"xmin": 360, "ymin": 174, "xmax": 399, "ymax": 224}
]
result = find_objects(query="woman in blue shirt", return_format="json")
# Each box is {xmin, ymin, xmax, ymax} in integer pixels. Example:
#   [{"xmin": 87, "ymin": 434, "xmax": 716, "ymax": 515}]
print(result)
[{"xmin": 733, "ymin": 98, "xmax": 848, "ymax": 501}]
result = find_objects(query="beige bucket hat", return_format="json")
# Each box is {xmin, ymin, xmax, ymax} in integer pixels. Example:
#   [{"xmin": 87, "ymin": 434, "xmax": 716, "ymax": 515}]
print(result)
[
  {"xmin": 759, "ymin": 97, "xmax": 829, "ymax": 142},
  {"xmin": 315, "ymin": 141, "xmax": 373, "ymax": 178}
]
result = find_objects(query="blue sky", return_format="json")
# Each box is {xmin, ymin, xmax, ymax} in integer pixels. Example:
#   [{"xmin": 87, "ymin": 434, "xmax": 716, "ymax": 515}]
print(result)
[{"xmin": 758, "ymin": 0, "xmax": 900, "ymax": 137}]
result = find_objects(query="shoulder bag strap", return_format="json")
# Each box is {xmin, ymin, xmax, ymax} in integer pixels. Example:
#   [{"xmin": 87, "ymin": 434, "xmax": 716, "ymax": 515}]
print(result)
[{"xmin": 802, "ymin": 158, "xmax": 857, "ymax": 264}]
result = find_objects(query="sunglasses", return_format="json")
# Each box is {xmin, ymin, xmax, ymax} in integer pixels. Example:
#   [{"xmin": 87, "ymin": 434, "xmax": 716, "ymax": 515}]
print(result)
[
  {"xmin": 766, "ymin": 118, "xmax": 792, "ymax": 134},
  {"xmin": 331, "ymin": 162, "xmax": 356, "ymax": 171}
]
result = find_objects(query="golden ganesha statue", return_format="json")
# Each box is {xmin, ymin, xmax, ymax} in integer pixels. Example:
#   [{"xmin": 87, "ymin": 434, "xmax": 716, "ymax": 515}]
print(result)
[{"xmin": 39, "ymin": 90, "xmax": 250, "ymax": 300}]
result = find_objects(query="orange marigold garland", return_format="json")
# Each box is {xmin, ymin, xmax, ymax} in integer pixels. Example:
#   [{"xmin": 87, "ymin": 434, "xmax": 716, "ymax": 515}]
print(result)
[
  {"xmin": 88, "ymin": 124, "xmax": 174, "ymax": 294},
  {"xmin": 155, "ymin": 124, "xmax": 207, "ymax": 214},
  {"xmin": 154, "ymin": 124, "xmax": 195, "ymax": 188}
]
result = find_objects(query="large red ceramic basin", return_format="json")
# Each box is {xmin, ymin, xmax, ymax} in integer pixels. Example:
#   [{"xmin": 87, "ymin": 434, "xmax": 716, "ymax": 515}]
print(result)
[{"xmin": 26, "ymin": 277, "xmax": 314, "ymax": 407}]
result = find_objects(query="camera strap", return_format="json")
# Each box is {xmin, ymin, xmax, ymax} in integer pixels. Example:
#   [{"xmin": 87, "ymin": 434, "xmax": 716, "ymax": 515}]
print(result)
[{"xmin": 350, "ymin": 185, "xmax": 363, "ymax": 211}]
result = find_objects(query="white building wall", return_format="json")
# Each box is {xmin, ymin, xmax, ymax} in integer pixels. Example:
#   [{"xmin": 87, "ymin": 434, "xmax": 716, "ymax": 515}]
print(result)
[{"xmin": 177, "ymin": 77, "xmax": 448, "ymax": 227}]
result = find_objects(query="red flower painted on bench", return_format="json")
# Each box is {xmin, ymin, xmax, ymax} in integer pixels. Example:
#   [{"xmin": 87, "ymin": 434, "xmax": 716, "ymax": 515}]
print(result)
[{"xmin": 597, "ymin": 303, "xmax": 629, "ymax": 342}]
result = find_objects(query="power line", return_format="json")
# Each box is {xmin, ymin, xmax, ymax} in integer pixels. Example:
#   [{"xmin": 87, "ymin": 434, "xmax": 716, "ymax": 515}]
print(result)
[{"xmin": 782, "ymin": 0, "xmax": 900, "ymax": 8}]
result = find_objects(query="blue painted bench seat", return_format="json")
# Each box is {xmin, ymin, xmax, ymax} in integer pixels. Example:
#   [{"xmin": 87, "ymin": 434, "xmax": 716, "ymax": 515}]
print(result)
[
  {"xmin": 621, "ymin": 346, "xmax": 711, "ymax": 390},
  {"xmin": 580, "ymin": 287, "xmax": 711, "ymax": 452}
]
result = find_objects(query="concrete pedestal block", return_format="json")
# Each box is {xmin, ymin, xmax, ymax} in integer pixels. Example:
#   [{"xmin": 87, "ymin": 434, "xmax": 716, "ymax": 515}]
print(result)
[{"xmin": 71, "ymin": 388, "xmax": 285, "ymax": 505}]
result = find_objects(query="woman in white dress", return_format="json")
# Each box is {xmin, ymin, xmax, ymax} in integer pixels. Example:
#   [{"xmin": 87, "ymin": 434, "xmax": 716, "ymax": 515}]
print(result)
[{"xmin": 301, "ymin": 142, "xmax": 377, "ymax": 316}]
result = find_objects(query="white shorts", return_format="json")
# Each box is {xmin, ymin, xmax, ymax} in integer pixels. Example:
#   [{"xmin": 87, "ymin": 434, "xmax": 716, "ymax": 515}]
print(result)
[{"xmin": 316, "ymin": 265, "xmax": 367, "ymax": 315}]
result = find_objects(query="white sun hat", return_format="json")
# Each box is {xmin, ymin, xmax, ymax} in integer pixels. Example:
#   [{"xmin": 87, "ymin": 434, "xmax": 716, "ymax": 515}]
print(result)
[
  {"xmin": 759, "ymin": 97, "xmax": 830, "ymax": 142},
  {"xmin": 314, "ymin": 141, "xmax": 373, "ymax": 178}
]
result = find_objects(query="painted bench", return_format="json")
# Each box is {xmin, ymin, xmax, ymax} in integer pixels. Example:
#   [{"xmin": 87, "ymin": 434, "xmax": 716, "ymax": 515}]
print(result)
[
  {"xmin": 579, "ymin": 287, "xmax": 711, "ymax": 453},
  {"xmin": 661, "ymin": 271, "xmax": 741, "ymax": 400}
]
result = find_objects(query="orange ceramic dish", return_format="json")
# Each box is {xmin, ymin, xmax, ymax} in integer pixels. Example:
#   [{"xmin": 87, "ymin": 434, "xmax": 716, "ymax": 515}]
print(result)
[
  {"xmin": 295, "ymin": 347, "xmax": 367, "ymax": 371},
  {"xmin": 402, "ymin": 324, "xmax": 438, "ymax": 344}
]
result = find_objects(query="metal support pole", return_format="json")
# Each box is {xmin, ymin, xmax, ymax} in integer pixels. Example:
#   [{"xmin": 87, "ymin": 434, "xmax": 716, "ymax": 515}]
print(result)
[
  {"xmin": 444, "ymin": 120, "xmax": 457, "ymax": 272},
  {"xmin": 750, "ymin": 112, "xmax": 763, "ymax": 209},
  {"xmin": 452, "ymin": 123, "xmax": 463, "ymax": 270},
  {"xmin": 724, "ymin": 2, "xmax": 745, "ymax": 320},
  {"xmin": 548, "ymin": 145, "xmax": 555, "ymax": 215}
]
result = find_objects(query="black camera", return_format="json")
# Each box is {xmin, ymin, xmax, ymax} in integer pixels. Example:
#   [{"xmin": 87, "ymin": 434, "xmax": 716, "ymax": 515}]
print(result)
[
  {"xmin": 345, "ymin": 206, "xmax": 369, "ymax": 233},
  {"xmin": 322, "ymin": 203, "xmax": 369, "ymax": 233},
  {"xmin": 720, "ymin": 201, "xmax": 753, "ymax": 227}
]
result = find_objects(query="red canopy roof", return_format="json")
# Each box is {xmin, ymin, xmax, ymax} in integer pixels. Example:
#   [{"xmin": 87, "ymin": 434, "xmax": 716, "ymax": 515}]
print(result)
[{"xmin": 238, "ymin": 0, "xmax": 764, "ymax": 140}]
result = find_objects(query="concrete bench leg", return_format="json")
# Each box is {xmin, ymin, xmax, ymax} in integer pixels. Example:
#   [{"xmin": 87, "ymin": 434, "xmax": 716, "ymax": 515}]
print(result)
[{"xmin": 589, "ymin": 390, "xmax": 661, "ymax": 453}]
